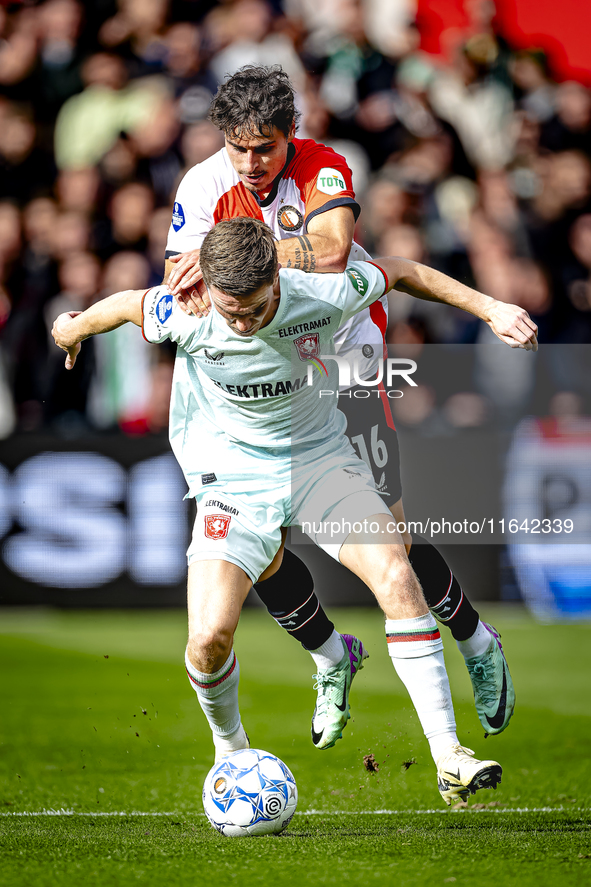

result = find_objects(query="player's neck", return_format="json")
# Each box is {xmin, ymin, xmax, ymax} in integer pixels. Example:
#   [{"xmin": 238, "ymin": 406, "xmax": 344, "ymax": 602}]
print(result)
[{"xmin": 255, "ymin": 185, "xmax": 273, "ymax": 200}]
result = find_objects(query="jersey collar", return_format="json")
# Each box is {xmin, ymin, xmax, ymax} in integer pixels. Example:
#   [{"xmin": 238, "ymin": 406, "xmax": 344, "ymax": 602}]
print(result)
[{"xmin": 253, "ymin": 142, "xmax": 296, "ymax": 208}]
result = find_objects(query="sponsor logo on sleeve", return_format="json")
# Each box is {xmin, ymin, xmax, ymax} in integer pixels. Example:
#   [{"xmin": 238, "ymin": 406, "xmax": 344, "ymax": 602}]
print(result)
[
  {"xmin": 156, "ymin": 294, "xmax": 174, "ymax": 323},
  {"xmin": 294, "ymin": 332, "xmax": 320, "ymax": 361},
  {"xmin": 277, "ymin": 205, "xmax": 304, "ymax": 232},
  {"xmin": 346, "ymin": 268, "xmax": 369, "ymax": 296},
  {"xmin": 201, "ymin": 473, "xmax": 217, "ymax": 485},
  {"xmin": 204, "ymin": 514, "xmax": 231, "ymax": 540},
  {"xmin": 172, "ymin": 202, "xmax": 185, "ymax": 231},
  {"xmin": 316, "ymin": 167, "xmax": 347, "ymax": 196}
]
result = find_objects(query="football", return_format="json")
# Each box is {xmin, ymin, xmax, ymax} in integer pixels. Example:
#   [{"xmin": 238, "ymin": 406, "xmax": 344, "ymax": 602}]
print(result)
[{"xmin": 202, "ymin": 748, "xmax": 298, "ymax": 836}]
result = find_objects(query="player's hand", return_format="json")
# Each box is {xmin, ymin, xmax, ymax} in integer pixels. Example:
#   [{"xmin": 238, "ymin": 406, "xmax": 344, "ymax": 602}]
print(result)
[
  {"xmin": 167, "ymin": 250, "xmax": 211, "ymax": 317},
  {"xmin": 486, "ymin": 302, "xmax": 539, "ymax": 351},
  {"xmin": 52, "ymin": 311, "xmax": 83, "ymax": 369},
  {"xmin": 175, "ymin": 278, "xmax": 210, "ymax": 317}
]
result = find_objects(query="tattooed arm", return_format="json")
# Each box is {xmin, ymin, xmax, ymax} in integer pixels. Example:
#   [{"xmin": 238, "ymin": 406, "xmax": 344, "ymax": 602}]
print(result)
[{"xmin": 276, "ymin": 205, "xmax": 355, "ymax": 273}]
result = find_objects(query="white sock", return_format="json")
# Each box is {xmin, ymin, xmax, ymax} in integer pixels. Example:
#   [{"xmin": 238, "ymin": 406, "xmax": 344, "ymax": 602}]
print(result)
[
  {"xmin": 185, "ymin": 648, "xmax": 241, "ymax": 737},
  {"xmin": 309, "ymin": 629, "xmax": 345, "ymax": 670},
  {"xmin": 428, "ymin": 732, "xmax": 461, "ymax": 763},
  {"xmin": 456, "ymin": 620, "xmax": 491, "ymax": 660},
  {"xmin": 213, "ymin": 724, "xmax": 249, "ymax": 761},
  {"xmin": 386, "ymin": 614, "xmax": 458, "ymax": 764}
]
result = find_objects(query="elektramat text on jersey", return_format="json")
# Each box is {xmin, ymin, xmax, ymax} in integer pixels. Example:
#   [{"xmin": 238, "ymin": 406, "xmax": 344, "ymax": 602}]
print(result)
[
  {"xmin": 277, "ymin": 317, "xmax": 332, "ymax": 338},
  {"xmin": 210, "ymin": 375, "xmax": 308, "ymax": 398}
]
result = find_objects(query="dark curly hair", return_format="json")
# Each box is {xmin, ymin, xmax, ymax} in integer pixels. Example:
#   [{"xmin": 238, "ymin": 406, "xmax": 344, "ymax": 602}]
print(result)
[
  {"xmin": 208, "ymin": 65, "xmax": 301, "ymax": 138},
  {"xmin": 200, "ymin": 217, "xmax": 278, "ymax": 298}
]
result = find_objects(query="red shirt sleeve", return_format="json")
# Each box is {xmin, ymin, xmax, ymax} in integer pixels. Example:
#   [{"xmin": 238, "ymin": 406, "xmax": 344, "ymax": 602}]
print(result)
[{"xmin": 287, "ymin": 139, "xmax": 360, "ymax": 230}]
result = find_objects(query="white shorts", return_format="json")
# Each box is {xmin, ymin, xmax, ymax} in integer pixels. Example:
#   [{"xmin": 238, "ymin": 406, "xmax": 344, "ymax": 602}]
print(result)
[{"xmin": 186, "ymin": 437, "xmax": 391, "ymax": 583}]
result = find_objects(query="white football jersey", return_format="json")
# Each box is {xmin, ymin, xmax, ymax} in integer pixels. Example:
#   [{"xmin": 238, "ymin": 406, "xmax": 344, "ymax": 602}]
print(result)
[{"xmin": 142, "ymin": 261, "xmax": 388, "ymax": 495}]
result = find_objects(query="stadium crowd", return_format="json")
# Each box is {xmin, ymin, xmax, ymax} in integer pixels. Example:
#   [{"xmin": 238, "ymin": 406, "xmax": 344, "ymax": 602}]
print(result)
[{"xmin": 1, "ymin": 0, "xmax": 590, "ymax": 438}]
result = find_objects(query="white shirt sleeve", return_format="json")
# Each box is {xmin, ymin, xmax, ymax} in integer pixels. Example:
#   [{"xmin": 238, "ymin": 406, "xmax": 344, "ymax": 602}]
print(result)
[
  {"xmin": 142, "ymin": 285, "xmax": 204, "ymax": 349},
  {"xmin": 291, "ymin": 261, "xmax": 387, "ymax": 325},
  {"xmin": 165, "ymin": 162, "xmax": 218, "ymax": 255}
]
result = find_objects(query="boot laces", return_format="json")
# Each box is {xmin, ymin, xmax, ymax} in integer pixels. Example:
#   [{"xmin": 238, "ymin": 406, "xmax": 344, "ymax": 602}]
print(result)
[
  {"xmin": 468, "ymin": 658, "xmax": 498, "ymax": 707},
  {"xmin": 312, "ymin": 672, "xmax": 339, "ymax": 714}
]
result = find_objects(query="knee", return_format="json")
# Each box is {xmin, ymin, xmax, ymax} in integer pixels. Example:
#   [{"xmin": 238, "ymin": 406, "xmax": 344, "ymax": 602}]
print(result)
[
  {"xmin": 375, "ymin": 553, "xmax": 412, "ymax": 587},
  {"xmin": 187, "ymin": 623, "xmax": 233, "ymax": 673},
  {"xmin": 378, "ymin": 556, "xmax": 426, "ymax": 613}
]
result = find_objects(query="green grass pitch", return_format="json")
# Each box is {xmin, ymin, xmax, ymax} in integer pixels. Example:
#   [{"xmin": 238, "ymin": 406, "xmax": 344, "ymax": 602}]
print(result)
[{"xmin": 1, "ymin": 605, "xmax": 590, "ymax": 886}]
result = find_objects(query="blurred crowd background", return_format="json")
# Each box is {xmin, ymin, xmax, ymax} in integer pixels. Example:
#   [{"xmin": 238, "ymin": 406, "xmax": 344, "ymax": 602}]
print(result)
[{"xmin": 1, "ymin": 0, "xmax": 591, "ymax": 440}]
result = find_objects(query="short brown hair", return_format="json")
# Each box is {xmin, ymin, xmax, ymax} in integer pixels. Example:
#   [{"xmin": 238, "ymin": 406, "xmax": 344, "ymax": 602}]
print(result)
[{"xmin": 200, "ymin": 217, "xmax": 278, "ymax": 298}]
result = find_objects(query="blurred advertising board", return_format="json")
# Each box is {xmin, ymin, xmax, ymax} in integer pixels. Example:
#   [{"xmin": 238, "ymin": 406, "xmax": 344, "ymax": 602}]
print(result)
[
  {"xmin": 505, "ymin": 416, "xmax": 591, "ymax": 620},
  {"xmin": 0, "ymin": 435, "xmax": 189, "ymax": 606}
]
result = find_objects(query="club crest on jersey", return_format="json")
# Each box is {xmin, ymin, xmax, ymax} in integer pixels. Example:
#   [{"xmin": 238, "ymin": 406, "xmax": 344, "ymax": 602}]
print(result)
[
  {"xmin": 204, "ymin": 514, "xmax": 231, "ymax": 540},
  {"xmin": 294, "ymin": 333, "xmax": 319, "ymax": 361},
  {"xmin": 172, "ymin": 202, "xmax": 185, "ymax": 231},
  {"xmin": 156, "ymin": 294, "xmax": 173, "ymax": 323},
  {"xmin": 346, "ymin": 268, "xmax": 369, "ymax": 296},
  {"xmin": 277, "ymin": 205, "xmax": 304, "ymax": 232}
]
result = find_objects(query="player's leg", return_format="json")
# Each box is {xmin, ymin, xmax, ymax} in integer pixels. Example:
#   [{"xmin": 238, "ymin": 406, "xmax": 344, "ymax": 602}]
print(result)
[
  {"xmin": 255, "ymin": 545, "xmax": 360, "ymax": 670},
  {"xmin": 185, "ymin": 488, "xmax": 285, "ymax": 762},
  {"xmin": 339, "ymin": 513, "xmax": 460, "ymax": 763},
  {"xmin": 344, "ymin": 384, "xmax": 515, "ymax": 735},
  {"xmin": 255, "ymin": 537, "xmax": 368, "ymax": 748},
  {"xmin": 407, "ymin": 532, "xmax": 515, "ymax": 735},
  {"xmin": 339, "ymin": 512, "xmax": 502, "ymax": 804},
  {"xmin": 186, "ymin": 558, "xmax": 252, "ymax": 762},
  {"xmin": 343, "ymin": 386, "xmax": 484, "ymax": 637},
  {"xmin": 392, "ymin": 497, "xmax": 515, "ymax": 734},
  {"xmin": 254, "ymin": 546, "xmax": 348, "ymax": 668}
]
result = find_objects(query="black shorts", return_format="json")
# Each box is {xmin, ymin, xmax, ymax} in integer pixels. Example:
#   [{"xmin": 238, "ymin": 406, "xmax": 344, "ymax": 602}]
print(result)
[{"xmin": 338, "ymin": 383, "xmax": 402, "ymax": 508}]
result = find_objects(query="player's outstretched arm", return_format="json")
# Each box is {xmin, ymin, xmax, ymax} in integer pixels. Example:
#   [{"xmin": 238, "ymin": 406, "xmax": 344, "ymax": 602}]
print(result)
[
  {"xmin": 377, "ymin": 257, "xmax": 539, "ymax": 351},
  {"xmin": 52, "ymin": 289, "xmax": 144, "ymax": 369}
]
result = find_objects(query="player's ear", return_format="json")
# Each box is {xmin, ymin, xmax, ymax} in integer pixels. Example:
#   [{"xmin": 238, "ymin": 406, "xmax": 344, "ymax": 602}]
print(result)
[
  {"xmin": 273, "ymin": 267, "xmax": 281, "ymax": 292},
  {"xmin": 287, "ymin": 122, "xmax": 296, "ymax": 142}
]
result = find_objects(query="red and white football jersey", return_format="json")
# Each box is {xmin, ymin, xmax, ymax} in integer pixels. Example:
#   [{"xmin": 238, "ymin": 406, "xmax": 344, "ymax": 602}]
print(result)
[{"xmin": 166, "ymin": 138, "xmax": 388, "ymax": 375}]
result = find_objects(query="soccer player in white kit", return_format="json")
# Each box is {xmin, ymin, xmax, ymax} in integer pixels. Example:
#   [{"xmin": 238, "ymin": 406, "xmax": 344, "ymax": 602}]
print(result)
[
  {"xmin": 52, "ymin": 218, "xmax": 538, "ymax": 804},
  {"xmin": 162, "ymin": 65, "xmax": 522, "ymax": 747}
]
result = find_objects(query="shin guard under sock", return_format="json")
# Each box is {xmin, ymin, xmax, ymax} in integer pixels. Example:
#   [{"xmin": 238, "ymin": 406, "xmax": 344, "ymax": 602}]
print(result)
[
  {"xmin": 255, "ymin": 548, "xmax": 334, "ymax": 650},
  {"xmin": 386, "ymin": 614, "xmax": 458, "ymax": 762},
  {"xmin": 409, "ymin": 536, "xmax": 479, "ymax": 642},
  {"xmin": 185, "ymin": 648, "xmax": 241, "ymax": 737}
]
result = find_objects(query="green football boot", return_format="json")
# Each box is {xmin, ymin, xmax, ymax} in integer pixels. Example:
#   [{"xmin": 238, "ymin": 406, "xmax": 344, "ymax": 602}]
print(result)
[
  {"xmin": 311, "ymin": 634, "xmax": 368, "ymax": 749},
  {"xmin": 466, "ymin": 623, "xmax": 515, "ymax": 735}
]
